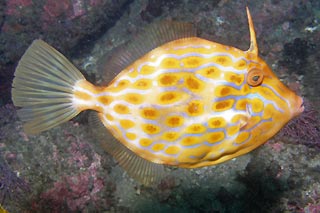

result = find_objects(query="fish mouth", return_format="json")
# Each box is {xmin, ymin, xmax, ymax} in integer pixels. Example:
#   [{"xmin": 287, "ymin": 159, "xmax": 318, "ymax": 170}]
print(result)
[
  {"xmin": 300, "ymin": 101, "xmax": 305, "ymax": 112},
  {"xmin": 297, "ymin": 96, "xmax": 305, "ymax": 114},
  {"xmin": 291, "ymin": 95, "xmax": 304, "ymax": 117}
]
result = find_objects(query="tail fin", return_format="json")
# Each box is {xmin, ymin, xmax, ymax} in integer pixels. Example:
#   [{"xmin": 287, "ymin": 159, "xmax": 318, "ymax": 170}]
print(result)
[{"xmin": 12, "ymin": 40, "xmax": 85, "ymax": 134}]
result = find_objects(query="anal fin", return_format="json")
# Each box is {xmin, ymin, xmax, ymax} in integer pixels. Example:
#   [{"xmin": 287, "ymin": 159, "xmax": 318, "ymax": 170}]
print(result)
[{"xmin": 89, "ymin": 112, "xmax": 165, "ymax": 185}]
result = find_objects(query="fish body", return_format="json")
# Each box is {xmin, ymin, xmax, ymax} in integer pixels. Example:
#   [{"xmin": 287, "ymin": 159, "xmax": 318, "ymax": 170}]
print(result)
[
  {"xmin": 73, "ymin": 37, "xmax": 301, "ymax": 168},
  {"xmin": 0, "ymin": 205, "xmax": 9, "ymax": 213},
  {"xmin": 12, "ymin": 8, "xmax": 304, "ymax": 183}
]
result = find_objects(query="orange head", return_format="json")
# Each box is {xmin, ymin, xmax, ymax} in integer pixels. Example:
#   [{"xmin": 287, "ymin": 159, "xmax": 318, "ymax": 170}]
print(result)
[{"xmin": 239, "ymin": 8, "xmax": 304, "ymax": 148}]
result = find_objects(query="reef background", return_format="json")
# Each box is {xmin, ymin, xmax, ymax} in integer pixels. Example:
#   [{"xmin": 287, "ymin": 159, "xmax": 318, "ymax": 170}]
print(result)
[{"xmin": 0, "ymin": 0, "xmax": 320, "ymax": 212}]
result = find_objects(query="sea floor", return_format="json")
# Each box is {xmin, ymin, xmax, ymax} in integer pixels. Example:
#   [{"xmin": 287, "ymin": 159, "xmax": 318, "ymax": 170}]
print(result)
[{"xmin": 0, "ymin": 0, "xmax": 320, "ymax": 212}]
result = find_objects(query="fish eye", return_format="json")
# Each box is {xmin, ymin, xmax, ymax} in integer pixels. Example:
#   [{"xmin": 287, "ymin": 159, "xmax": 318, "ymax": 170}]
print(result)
[{"xmin": 247, "ymin": 68, "xmax": 264, "ymax": 86}]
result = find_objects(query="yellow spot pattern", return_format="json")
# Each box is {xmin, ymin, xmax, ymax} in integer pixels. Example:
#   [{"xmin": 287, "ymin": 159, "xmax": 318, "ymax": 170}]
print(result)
[
  {"xmin": 103, "ymin": 113, "xmax": 113, "ymax": 121},
  {"xmin": 196, "ymin": 66, "xmax": 221, "ymax": 79},
  {"xmin": 250, "ymin": 98, "xmax": 264, "ymax": 113},
  {"xmin": 184, "ymin": 75, "xmax": 204, "ymax": 92},
  {"xmin": 126, "ymin": 132, "xmax": 137, "ymax": 140},
  {"xmin": 213, "ymin": 56, "xmax": 232, "ymax": 66},
  {"xmin": 165, "ymin": 146, "xmax": 180, "ymax": 155},
  {"xmin": 152, "ymin": 143, "xmax": 165, "ymax": 152},
  {"xmin": 186, "ymin": 100, "xmax": 204, "ymax": 116},
  {"xmin": 114, "ymin": 104, "xmax": 130, "ymax": 114},
  {"xmin": 140, "ymin": 138, "xmax": 153, "ymax": 147},
  {"xmin": 227, "ymin": 126, "xmax": 240, "ymax": 136},
  {"xmin": 158, "ymin": 91, "xmax": 183, "ymax": 104},
  {"xmin": 111, "ymin": 80, "xmax": 130, "ymax": 92},
  {"xmin": 120, "ymin": 119, "xmax": 135, "ymax": 129},
  {"xmin": 235, "ymin": 99, "xmax": 248, "ymax": 111},
  {"xmin": 132, "ymin": 79, "xmax": 152, "ymax": 90},
  {"xmin": 215, "ymin": 85, "xmax": 244, "ymax": 97},
  {"xmin": 186, "ymin": 124, "xmax": 206, "ymax": 134},
  {"xmin": 234, "ymin": 132, "xmax": 250, "ymax": 144},
  {"xmin": 98, "ymin": 96, "xmax": 113, "ymax": 105},
  {"xmin": 208, "ymin": 117, "xmax": 227, "ymax": 128},
  {"xmin": 142, "ymin": 124, "xmax": 160, "ymax": 134},
  {"xmin": 234, "ymin": 59, "xmax": 247, "ymax": 70},
  {"xmin": 162, "ymin": 132, "xmax": 180, "ymax": 141},
  {"xmin": 158, "ymin": 73, "xmax": 179, "ymax": 86},
  {"xmin": 180, "ymin": 136, "xmax": 201, "ymax": 146},
  {"xmin": 212, "ymin": 99, "xmax": 234, "ymax": 112},
  {"xmin": 124, "ymin": 93, "xmax": 144, "ymax": 104},
  {"xmin": 128, "ymin": 69, "xmax": 138, "ymax": 78},
  {"xmin": 140, "ymin": 65, "xmax": 156, "ymax": 75},
  {"xmin": 74, "ymin": 91, "xmax": 92, "ymax": 101},
  {"xmin": 165, "ymin": 115, "xmax": 184, "ymax": 127},
  {"xmin": 87, "ymin": 35, "xmax": 295, "ymax": 169},
  {"xmin": 225, "ymin": 72, "xmax": 244, "ymax": 86},
  {"xmin": 141, "ymin": 107, "xmax": 159, "ymax": 120},
  {"xmin": 181, "ymin": 56, "xmax": 203, "ymax": 68},
  {"xmin": 161, "ymin": 58, "xmax": 180, "ymax": 69},
  {"xmin": 206, "ymin": 132, "xmax": 225, "ymax": 143}
]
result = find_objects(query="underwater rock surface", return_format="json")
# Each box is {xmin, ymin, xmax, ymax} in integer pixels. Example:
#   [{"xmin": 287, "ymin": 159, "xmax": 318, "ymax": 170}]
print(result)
[
  {"xmin": 0, "ymin": 0, "xmax": 132, "ymax": 104},
  {"xmin": 0, "ymin": 0, "xmax": 320, "ymax": 212}
]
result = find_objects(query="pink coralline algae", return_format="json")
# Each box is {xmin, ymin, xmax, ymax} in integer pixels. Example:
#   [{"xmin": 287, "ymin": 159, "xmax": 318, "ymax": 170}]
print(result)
[
  {"xmin": 41, "ymin": 0, "xmax": 105, "ymax": 25},
  {"xmin": 89, "ymin": 0, "xmax": 103, "ymax": 7},
  {"xmin": 43, "ymin": 0, "xmax": 71, "ymax": 18},
  {"xmin": 31, "ymin": 129, "xmax": 109, "ymax": 211},
  {"xmin": 37, "ymin": 153, "xmax": 105, "ymax": 211},
  {"xmin": 304, "ymin": 188, "xmax": 320, "ymax": 213},
  {"xmin": 5, "ymin": 0, "xmax": 32, "ymax": 16},
  {"xmin": 304, "ymin": 203, "xmax": 320, "ymax": 213},
  {"xmin": 67, "ymin": 141, "xmax": 90, "ymax": 168}
]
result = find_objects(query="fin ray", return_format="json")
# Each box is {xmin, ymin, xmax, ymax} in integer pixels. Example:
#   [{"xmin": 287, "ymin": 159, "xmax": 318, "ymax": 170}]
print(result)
[
  {"xmin": 99, "ymin": 21, "xmax": 196, "ymax": 84},
  {"xmin": 22, "ymin": 109, "xmax": 77, "ymax": 133},
  {"xmin": 89, "ymin": 112, "xmax": 165, "ymax": 185},
  {"xmin": 12, "ymin": 40, "xmax": 85, "ymax": 134}
]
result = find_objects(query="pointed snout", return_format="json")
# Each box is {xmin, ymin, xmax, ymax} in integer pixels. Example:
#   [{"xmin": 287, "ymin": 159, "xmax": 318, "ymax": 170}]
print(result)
[{"xmin": 292, "ymin": 95, "xmax": 304, "ymax": 117}]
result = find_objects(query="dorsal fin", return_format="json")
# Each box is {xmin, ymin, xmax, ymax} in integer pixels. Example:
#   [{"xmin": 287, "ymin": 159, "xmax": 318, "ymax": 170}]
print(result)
[
  {"xmin": 89, "ymin": 112, "xmax": 165, "ymax": 186},
  {"xmin": 246, "ymin": 7, "xmax": 258, "ymax": 56},
  {"xmin": 99, "ymin": 21, "xmax": 197, "ymax": 84}
]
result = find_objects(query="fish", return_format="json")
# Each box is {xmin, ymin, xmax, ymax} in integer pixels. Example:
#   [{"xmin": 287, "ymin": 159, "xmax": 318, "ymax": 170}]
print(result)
[
  {"xmin": 0, "ymin": 205, "xmax": 9, "ymax": 213},
  {"xmin": 11, "ymin": 8, "xmax": 304, "ymax": 185}
]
